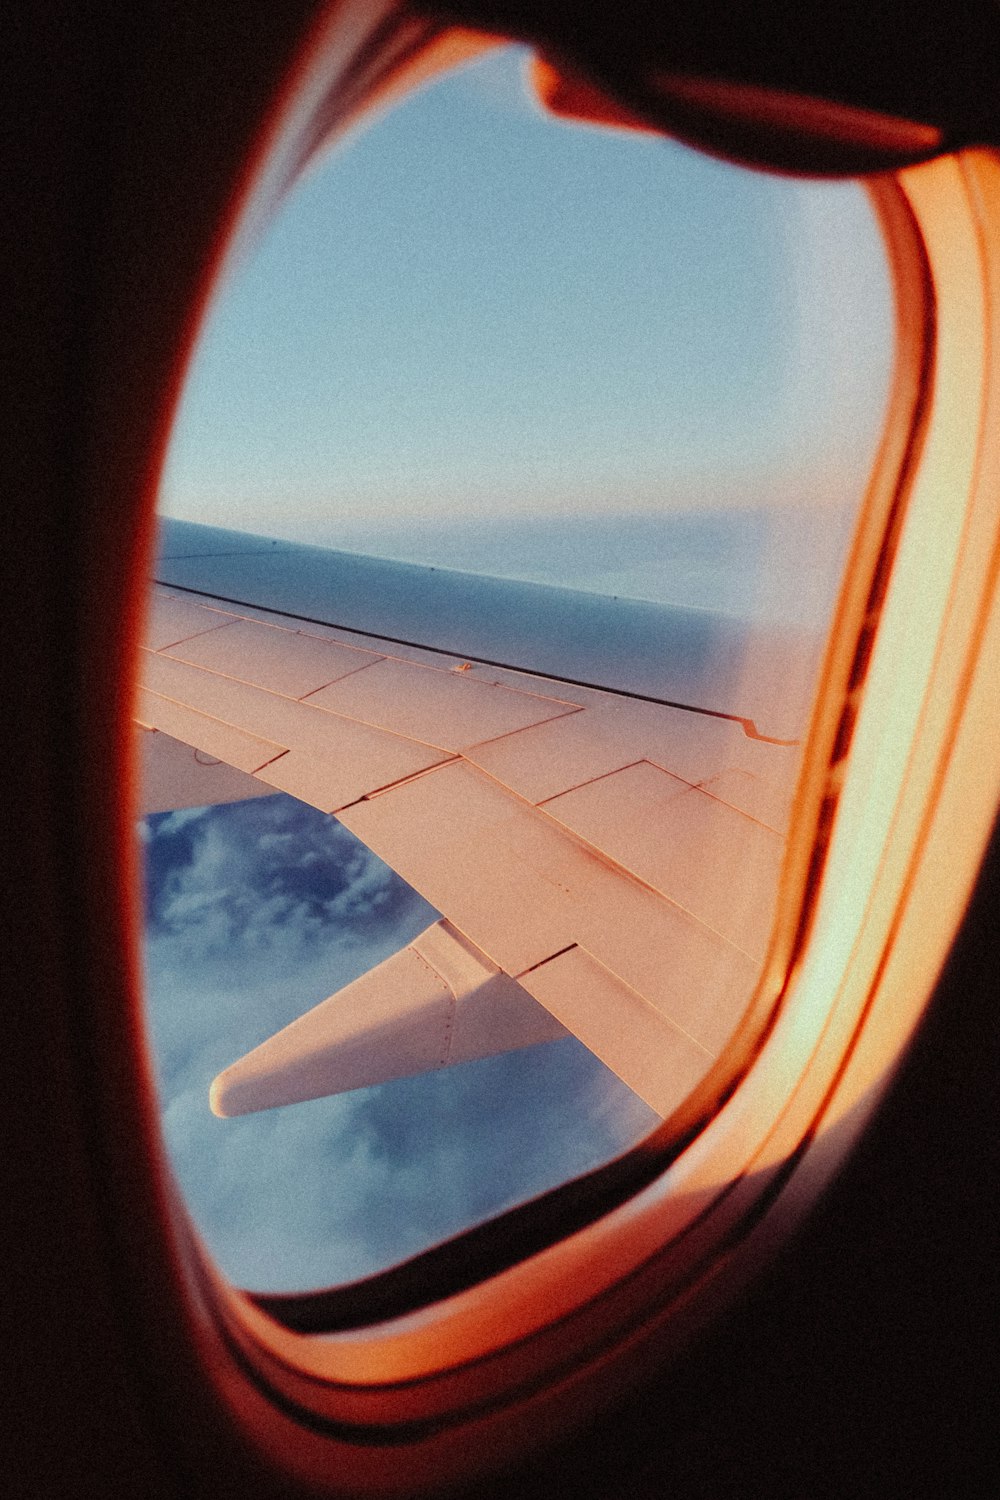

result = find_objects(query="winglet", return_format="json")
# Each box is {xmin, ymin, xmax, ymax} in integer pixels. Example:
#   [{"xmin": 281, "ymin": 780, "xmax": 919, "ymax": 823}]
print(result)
[{"xmin": 209, "ymin": 920, "xmax": 566, "ymax": 1116}]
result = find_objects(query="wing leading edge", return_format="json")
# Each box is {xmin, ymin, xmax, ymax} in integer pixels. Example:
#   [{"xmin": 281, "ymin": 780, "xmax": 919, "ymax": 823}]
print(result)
[{"xmin": 138, "ymin": 576, "xmax": 797, "ymax": 1119}]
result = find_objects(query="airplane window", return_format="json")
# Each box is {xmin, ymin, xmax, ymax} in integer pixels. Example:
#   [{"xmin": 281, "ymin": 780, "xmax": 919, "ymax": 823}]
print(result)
[{"xmin": 139, "ymin": 47, "xmax": 893, "ymax": 1295}]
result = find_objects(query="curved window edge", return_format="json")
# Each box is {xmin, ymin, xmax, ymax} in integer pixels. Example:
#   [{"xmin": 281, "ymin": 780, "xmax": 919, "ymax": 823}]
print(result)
[
  {"xmin": 88, "ymin": 6, "xmax": 999, "ymax": 1484},
  {"xmin": 160, "ymin": 148, "xmax": 1000, "ymax": 1489}
]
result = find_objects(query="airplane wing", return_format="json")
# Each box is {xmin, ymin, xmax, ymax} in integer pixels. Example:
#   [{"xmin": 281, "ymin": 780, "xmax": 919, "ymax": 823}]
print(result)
[{"xmin": 138, "ymin": 523, "xmax": 803, "ymax": 1119}]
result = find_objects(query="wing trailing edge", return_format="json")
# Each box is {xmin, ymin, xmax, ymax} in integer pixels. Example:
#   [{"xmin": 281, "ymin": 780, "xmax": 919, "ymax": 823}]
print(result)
[{"xmin": 138, "ymin": 577, "xmax": 797, "ymax": 1122}]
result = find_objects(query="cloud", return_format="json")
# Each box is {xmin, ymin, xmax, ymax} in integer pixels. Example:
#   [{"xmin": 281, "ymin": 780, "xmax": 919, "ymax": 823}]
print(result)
[
  {"xmin": 140, "ymin": 793, "xmax": 657, "ymax": 1293},
  {"xmin": 144, "ymin": 793, "xmax": 423, "ymax": 946}
]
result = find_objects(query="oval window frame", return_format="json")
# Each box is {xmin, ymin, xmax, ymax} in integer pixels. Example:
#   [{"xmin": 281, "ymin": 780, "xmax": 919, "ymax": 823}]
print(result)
[
  {"xmin": 182, "ymin": 153, "xmax": 1000, "ymax": 1489},
  {"xmin": 85, "ymin": 13, "xmax": 1000, "ymax": 1492}
]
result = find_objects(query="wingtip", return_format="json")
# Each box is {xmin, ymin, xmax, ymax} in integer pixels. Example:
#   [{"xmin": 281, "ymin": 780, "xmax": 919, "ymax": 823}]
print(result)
[{"xmin": 209, "ymin": 1072, "xmax": 234, "ymax": 1118}]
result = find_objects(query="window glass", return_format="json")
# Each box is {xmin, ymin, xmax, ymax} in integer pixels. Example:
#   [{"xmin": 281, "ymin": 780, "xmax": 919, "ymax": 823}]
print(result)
[{"xmin": 142, "ymin": 47, "xmax": 893, "ymax": 1293}]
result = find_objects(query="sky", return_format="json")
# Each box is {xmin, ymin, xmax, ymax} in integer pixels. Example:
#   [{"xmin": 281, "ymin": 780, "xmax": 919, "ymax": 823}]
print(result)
[
  {"xmin": 143, "ymin": 46, "xmax": 897, "ymax": 1292},
  {"xmin": 158, "ymin": 46, "xmax": 894, "ymax": 588}
]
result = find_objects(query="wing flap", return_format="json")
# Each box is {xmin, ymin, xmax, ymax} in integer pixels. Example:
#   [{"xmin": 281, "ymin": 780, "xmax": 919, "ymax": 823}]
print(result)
[
  {"xmin": 539, "ymin": 760, "xmax": 783, "ymax": 961},
  {"xmin": 465, "ymin": 688, "xmax": 797, "ymax": 831},
  {"xmin": 141, "ymin": 649, "xmax": 451, "ymax": 804},
  {"xmin": 519, "ymin": 946, "xmax": 712, "ymax": 1118},
  {"xmin": 339, "ymin": 759, "xmax": 758, "ymax": 1056},
  {"xmin": 135, "ymin": 688, "xmax": 286, "ymax": 774},
  {"xmin": 137, "ymin": 727, "xmax": 278, "ymax": 816}
]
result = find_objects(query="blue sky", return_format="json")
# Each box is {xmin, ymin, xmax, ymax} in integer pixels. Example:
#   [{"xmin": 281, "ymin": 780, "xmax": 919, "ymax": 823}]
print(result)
[
  {"xmin": 143, "ymin": 47, "xmax": 896, "ymax": 1292},
  {"xmin": 159, "ymin": 46, "xmax": 893, "ymax": 578}
]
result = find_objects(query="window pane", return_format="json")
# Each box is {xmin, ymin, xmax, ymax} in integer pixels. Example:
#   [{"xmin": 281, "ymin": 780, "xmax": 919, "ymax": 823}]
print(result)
[{"xmin": 141, "ymin": 47, "xmax": 893, "ymax": 1293}]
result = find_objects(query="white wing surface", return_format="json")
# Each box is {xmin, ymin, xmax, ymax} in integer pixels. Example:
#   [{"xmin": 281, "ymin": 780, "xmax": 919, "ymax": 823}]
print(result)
[{"xmin": 137, "ymin": 582, "xmax": 797, "ymax": 1119}]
